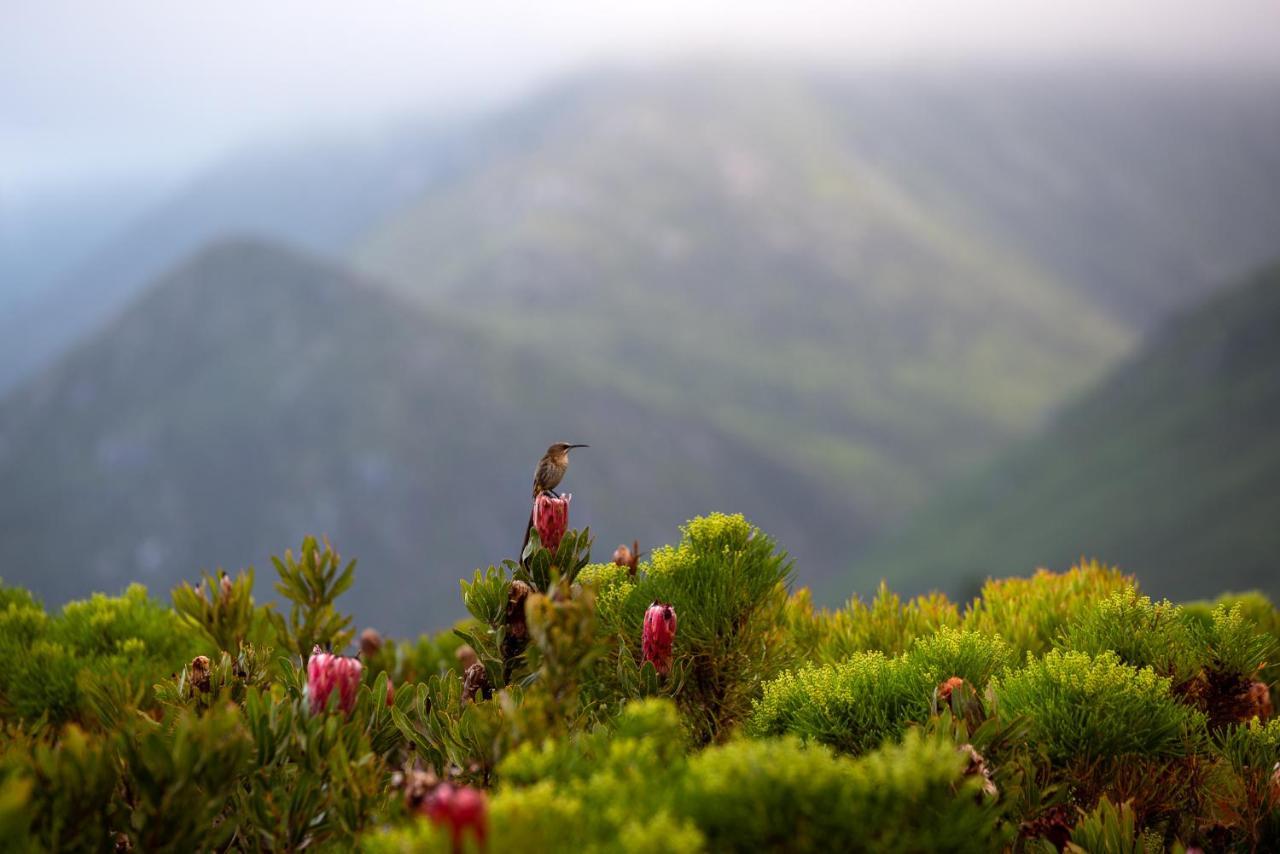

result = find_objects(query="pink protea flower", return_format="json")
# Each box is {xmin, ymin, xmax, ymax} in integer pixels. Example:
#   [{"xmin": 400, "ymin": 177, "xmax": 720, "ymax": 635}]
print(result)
[
  {"xmin": 423, "ymin": 782, "xmax": 488, "ymax": 851},
  {"xmin": 642, "ymin": 601, "xmax": 677, "ymax": 676},
  {"xmin": 533, "ymin": 492, "xmax": 571, "ymax": 553},
  {"xmin": 307, "ymin": 645, "xmax": 363, "ymax": 715}
]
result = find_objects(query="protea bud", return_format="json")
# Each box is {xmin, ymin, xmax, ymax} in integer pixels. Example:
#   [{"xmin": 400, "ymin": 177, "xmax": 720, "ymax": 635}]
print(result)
[
  {"xmin": 307, "ymin": 645, "xmax": 363, "ymax": 715},
  {"xmin": 456, "ymin": 644, "xmax": 479, "ymax": 672},
  {"xmin": 218, "ymin": 571, "xmax": 233, "ymax": 600},
  {"xmin": 385, "ymin": 677, "xmax": 396, "ymax": 706},
  {"xmin": 1246, "ymin": 680, "xmax": 1272, "ymax": 720},
  {"xmin": 423, "ymin": 782, "xmax": 488, "ymax": 851},
  {"xmin": 190, "ymin": 655, "xmax": 212, "ymax": 693},
  {"xmin": 359, "ymin": 627, "xmax": 383, "ymax": 658},
  {"xmin": 533, "ymin": 492, "xmax": 570, "ymax": 553},
  {"xmin": 642, "ymin": 601, "xmax": 677, "ymax": 676},
  {"xmin": 937, "ymin": 676, "xmax": 966, "ymax": 705},
  {"xmin": 462, "ymin": 662, "xmax": 493, "ymax": 704}
]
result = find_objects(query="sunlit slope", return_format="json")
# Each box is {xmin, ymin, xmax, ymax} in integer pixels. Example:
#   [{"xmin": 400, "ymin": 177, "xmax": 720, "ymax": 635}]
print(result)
[
  {"xmin": 847, "ymin": 262, "xmax": 1280, "ymax": 602},
  {"xmin": 355, "ymin": 68, "xmax": 1130, "ymax": 525},
  {"xmin": 0, "ymin": 240, "xmax": 863, "ymax": 632}
]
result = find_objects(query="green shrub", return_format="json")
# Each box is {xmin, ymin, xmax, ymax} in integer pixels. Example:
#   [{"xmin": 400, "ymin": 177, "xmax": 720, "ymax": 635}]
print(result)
[
  {"xmin": 993, "ymin": 649, "xmax": 1204, "ymax": 762},
  {"xmin": 1058, "ymin": 588, "xmax": 1203, "ymax": 684},
  {"xmin": 591, "ymin": 513, "xmax": 794, "ymax": 743},
  {"xmin": 0, "ymin": 583, "xmax": 203, "ymax": 724},
  {"xmin": 905, "ymin": 626, "xmax": 1014, "ymax": 689},
  {"xmin": 794, "ymin": 582, "xmax": 963, "ymax": 663},
  {"xmin": 964, "ymin": 561, "xmax": 1133, "ymax": 657},
  {"xmin": 1063, "ymin": 797, "xmax": 1163, "ymax": 854},
  {"xmin": 0, "ymin": 724, "xmax": 121, "ymax": 851},
  {"xmin": 1211, "ymin": 717, "xmax": 1280, "ymax": 850},
  {"xmin": 748, "ymin": 651, "xmax": 932, "ymax": 754},
  {"xmin": 1202, "ymin": 603, "xmax": 1276, "ymax": 680},
  {"xmin": 682, "ymin": 730, "xmax": 1005, "ymax": 853}
]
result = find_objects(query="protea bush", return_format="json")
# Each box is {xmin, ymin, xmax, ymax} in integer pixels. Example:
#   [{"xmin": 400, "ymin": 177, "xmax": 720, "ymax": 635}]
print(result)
[{"xmin": 0, "ymin": 516, "xmax": 1277, "ymax": 852}]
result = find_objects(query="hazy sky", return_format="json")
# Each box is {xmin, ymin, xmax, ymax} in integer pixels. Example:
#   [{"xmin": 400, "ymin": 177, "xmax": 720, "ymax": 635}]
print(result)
[{"xmin": 4, "ymin": 0, "xmax": 1280, "ymax": 200}]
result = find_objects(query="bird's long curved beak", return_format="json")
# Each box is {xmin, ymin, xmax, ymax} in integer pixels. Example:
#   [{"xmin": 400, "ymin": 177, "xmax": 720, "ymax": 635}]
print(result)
[{"xmin": 568, "ymin": 444, "xmax": 589, "ymax": 449}]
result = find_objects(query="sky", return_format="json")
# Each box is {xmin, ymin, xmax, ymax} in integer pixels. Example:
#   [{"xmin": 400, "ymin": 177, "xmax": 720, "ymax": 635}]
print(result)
[{"xmin": 4, "ymin": 0, "xmax": 1280, "ymax": 201}]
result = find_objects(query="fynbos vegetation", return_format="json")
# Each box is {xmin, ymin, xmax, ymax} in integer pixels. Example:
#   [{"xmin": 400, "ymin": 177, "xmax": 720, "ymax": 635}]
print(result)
[{"xmin": 1, "ymin": 515, "xmax": 1277, "ymax": 851}]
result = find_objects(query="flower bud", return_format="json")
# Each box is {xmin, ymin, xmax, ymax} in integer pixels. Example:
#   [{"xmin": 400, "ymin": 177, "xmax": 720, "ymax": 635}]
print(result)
[
  {"xmin": 533, "ymin": 492, "xmax": 571, "ymax": 553},
  {"xmin": 385, "ymin": 677, "xmax": 396, "ymax": 706},
  {"xmin": 218, "ymin": 571, "xmax": 233, "ymax": 600},
  {"xmin": 359, "ymin": 627, "xmax": 383, "ymax": 658},
  {"xmin": 422, "ymin": 782, "xmax": 488, "ymax": 849},
  {"xmin": 190, "ymin": 655, "xmax": 212, "ymax": 694},
  {"xmin": 1246, "ymin": 680, "xmax": 1272, "ymax": 721},
  {"xmin": 937, "ymin": 676, "xmax": 966, "ymax": 705},
  {"xmin": 456, "ymin": 644, "xmax": 479, "ymax": 671},
  {"xmin": 307, "ymin": 645, "xmax": 363, "ymax": 715},
  {"xmin": 642, "ymin": 601, "xmax": 677, "ymax": 676},
  {"xmin": 462, "ymin": 662, "xmax": 492, "ymax": 704}
]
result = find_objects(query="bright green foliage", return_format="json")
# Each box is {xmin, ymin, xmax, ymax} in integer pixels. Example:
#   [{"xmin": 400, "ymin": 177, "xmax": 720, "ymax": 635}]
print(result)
[
  {"xmin": 1203, "ymin": 602, "xmax": 1277, "ymax": 680},
  {"xmin": 590, "ymin": 513, "xmax": 793, "ymax": 743},
  {"xmin": 964, "ymin": 562, "xmax": 1135, "ymax": 657},
  {"xmin": 750, "ymin": 629, "xmax": 1010, "ymax": 753},
  {"xmin": 682, "ymin": 730, "xmax": 1006, "ymax": 853},
  {"xmin": 905, "ymin": 626, "xmax": 1014, "ymax": 689},
  {"xmin": 791, "ymin": 582, "xmax": 962, "ymax": 662},
  {"xmin": 269, "ymin": 536, "xmax": 356, "ymax": 659},
  {"xmin": 2, "ymin": 520, "xmax": 1279, "ymax": 851},
  {"xmin": 1058, "ymin": 587, "xmax": 1204, "ymax": 684},
  {"xmin": 748, "ymin": 651, "xmax": 931, "ymax": 754},
  {"xmin": 994, "ymin": 649, "xmax": 1204, "ymax": 762},
  {"xmin": 0, "ymin": 582, "xmax": 202, "ymax": 723}
]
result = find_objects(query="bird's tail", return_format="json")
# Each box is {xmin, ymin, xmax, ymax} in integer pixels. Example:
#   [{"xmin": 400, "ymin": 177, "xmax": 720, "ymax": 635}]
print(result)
[{"xmin": 520, "ymin": 506, "xmax": 534, "ymax": 566}]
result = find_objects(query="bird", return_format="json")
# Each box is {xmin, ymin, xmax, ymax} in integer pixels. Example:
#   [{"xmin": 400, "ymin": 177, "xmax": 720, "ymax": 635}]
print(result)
[
  {"xmin": 532, "ymin": 441, "xmax": 588, "ymax": 498},
  {"xmin": 522, "ymin": 442, "xmax": 587, "ymax": 559}
]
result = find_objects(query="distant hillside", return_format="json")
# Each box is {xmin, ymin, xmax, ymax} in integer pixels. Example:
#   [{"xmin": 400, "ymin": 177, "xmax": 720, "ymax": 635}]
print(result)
[
  {"xmin": 354, "ymin": 67, "xmax": 1130, "ymax": 527},
  {"xmin": 0, "ymin": 118, "xmax": 475, "ymax": 394},
  {"xmin": 0, "ymin": 240, "xmax": 863, "ymax": 633},
  {"xmin": 845, "ymin": 262, "xmax": 1280, "ymax": 602}
]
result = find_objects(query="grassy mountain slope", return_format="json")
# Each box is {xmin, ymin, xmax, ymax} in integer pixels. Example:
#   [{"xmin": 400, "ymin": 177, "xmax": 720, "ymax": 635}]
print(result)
[
  {"xmin": 0, "ymin": 239, "xmax": 865, "ymax": 632},
  {"xmin": 846, "ymin": 262, "xmax": 1280, "ymax": 602},
  {"xmin": 354, "ymin": 67, "xmax": 1130, "ymax": 525},
  {"xmin": 816, "ymin": 67, "xmax": 1280, "ymax": 325}
]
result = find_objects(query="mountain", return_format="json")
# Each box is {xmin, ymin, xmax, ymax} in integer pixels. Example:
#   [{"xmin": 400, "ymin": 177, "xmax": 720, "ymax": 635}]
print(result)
[
  {"xmin": 0, "ymin": 239, "xmax": 864, "ymax": 633},
  {"xmin": 844, "ymin": 262, "xmax": 1280, "ymax": 602},
  {"xmin": 815, "ymin": 67, "xmax": 1280, "ymax": 325},
  {"xmin": 0, "ymin": 117, "xmax": 478, "ymax": 394},
  {"xmin": 353, "ymin": 66, "xmax": 1131, "ymax": 529}
]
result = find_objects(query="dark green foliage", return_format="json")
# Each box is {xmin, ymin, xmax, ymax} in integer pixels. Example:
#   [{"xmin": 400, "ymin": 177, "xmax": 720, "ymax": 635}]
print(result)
[
  {"xmin": 269, "ymin": 536, "xmax": 357, "ymax": 659},
  {"xmin": 171, "ymin": 567, "xmax": 267, "ymax": 654},
  {"xmin": 0, "ymin": 724, "xmax": 120, "ymax": 852}
]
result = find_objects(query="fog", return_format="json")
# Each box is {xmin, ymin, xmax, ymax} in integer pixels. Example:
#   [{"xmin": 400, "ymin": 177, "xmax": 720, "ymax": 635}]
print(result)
[{"xmin": 5, "ymin": 1, "xmax": 1280, "ymax": 200}]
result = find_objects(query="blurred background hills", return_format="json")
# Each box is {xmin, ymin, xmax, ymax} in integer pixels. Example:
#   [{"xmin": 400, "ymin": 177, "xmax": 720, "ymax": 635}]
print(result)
[{"xmin": 4, "ymin": 27, "xmax": 1280, "ymax": 632}]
